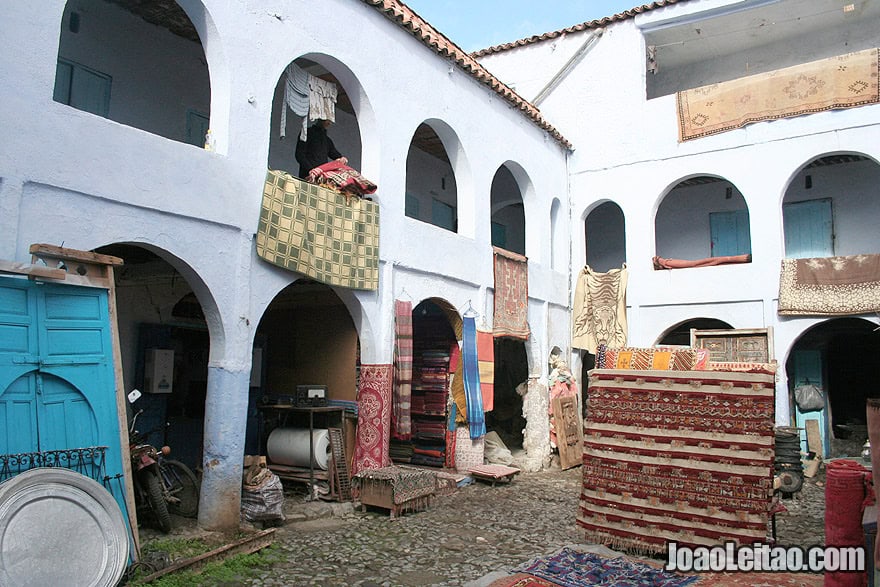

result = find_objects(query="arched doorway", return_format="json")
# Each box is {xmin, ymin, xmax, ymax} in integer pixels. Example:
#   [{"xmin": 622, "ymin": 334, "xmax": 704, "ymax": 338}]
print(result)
[
  {"xmin": 787, "ymin": 317, "xmax": 880, "ymax": 458},
  {"xmin": 269, "ymin": 55, "xmax": 365, "ymax": 183},
  {"xmin": 486, "ymin": 338, "xmax": 528, "ymax": 451},
  {"xmin": 95, "ymin": 243, "xmax": 213, "ymax": 472},
  {"xmin": 490, "ymin": 165, "xmax": 525, "ymax": 255},
  {"xmin": 390, "ymin": 298, "xmax": 460, "ymax": 468},
  {"xmin": 253, "ymin": 280, "xmax": 360, "ymax": 488},
  {"xmin": 783, "ymin": 153, "xmax": 880, "ymax": 259}
]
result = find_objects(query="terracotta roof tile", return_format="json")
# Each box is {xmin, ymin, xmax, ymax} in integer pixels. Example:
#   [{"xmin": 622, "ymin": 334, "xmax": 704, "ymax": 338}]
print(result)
[
  {"xmin": 470, "ymin": 1, "xmax": 685, "ymax": 57},
  {"xmin": 361, "ymin": 0, "xmax": 573, "ymax": 149}
]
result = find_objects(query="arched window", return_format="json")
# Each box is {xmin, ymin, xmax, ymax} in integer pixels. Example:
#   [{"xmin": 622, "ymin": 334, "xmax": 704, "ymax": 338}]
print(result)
[{"xmin": 54, "ymin": 1, "xmax": 210, "ymax": 146}]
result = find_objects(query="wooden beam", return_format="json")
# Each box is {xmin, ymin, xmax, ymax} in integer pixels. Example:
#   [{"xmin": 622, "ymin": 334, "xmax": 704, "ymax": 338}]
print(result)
[
  {"xmin": 0, "ymin": 259, "xmax": 67, "ymax": 280},
  {"xmin": 29, "ymin": 243, "xmax": 123, "ymax": 265},
  {"xmin": 136, "ymin": 529, "xmax": 276, "ymax": 583}
]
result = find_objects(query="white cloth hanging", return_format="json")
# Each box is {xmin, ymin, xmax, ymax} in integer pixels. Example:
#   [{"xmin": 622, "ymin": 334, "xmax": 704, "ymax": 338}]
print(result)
[
  {"xmin": 308, "ymin": 76, "xmax": 338, "ymax": 124},
  {"xmin": 280, "ymin": 63, "xmax": 310, "ymax": 138}
]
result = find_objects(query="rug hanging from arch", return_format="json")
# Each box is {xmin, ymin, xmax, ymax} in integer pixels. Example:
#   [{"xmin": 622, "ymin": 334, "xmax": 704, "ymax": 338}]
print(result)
[
  {"xmin": 493, "ymin": 247, "xmax": 529, "ymax": 340},
  {"xmin": 352, "ymin": 364, "xmax": 393, "ymax": 475},
  {"xmin": 572, "ymin": 264, "xmax": 628, "ymax": 354},
  {"xmin": 579, "ymin": 368, "xmax": 776, "ymax": 555},
  {"xmin": 392, "ymin": 300, "xmax": 413, "ymax": 440}
]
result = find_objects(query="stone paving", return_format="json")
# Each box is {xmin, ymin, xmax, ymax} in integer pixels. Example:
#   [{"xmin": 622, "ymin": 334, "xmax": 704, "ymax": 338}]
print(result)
[
  {"xmin": 138, "ymin": 461, "xmax": 826, "ymax": 586},
  {"xmin": 244, "ymin": 466, "xmax": 585, "ymax": 586}
]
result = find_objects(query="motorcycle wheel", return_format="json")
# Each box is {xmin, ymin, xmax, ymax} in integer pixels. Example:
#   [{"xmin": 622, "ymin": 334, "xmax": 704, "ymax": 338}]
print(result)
[
  {"xmin": 163, "ymin": 459, "xmax": 200, "ymax": 518},
  {"xmin": 145, "ymin": 470, "xmax": 172, "ymax": 533}
]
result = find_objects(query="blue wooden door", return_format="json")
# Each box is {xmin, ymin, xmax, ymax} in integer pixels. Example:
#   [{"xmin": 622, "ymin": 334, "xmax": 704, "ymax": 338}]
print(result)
[
  {"xmin": 0, "ymin": 277, "xmax": 128, "ymax": 520},
  {"xmin": 783, "ymin": 198, "xmax": 833, "ymax": 258},
  {"xmin": 710, "ymin": 209, "xmax": 751, "ymax": 257},
  {"xmin": 791, "ymin": 349, "xmax": 831, "ymax": 458}
]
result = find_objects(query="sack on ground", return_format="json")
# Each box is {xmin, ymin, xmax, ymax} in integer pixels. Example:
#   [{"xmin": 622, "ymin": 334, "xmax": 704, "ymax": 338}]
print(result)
[{"xmin": 241, "ymin": 469, "xmax": 285, "ymax": 523}]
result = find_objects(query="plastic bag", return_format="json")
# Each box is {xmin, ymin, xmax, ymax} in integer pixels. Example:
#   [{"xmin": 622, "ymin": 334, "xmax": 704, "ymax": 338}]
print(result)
[{"xmin": 795, "ymin": 383, "xmax": 825, "ymax": 412}]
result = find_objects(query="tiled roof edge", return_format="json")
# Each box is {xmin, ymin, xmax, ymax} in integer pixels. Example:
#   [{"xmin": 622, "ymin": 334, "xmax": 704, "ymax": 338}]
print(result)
[
  {"xmin": 361, "ymin": 0, "xmax": 573, "ymax": 150},
  {"xmin": 470, "ymin": 1, "xmax": 683, "ymax": 57}
]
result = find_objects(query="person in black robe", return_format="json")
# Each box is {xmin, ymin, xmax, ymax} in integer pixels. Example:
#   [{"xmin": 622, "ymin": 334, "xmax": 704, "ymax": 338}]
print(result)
[{"xmin": 295, "ymin": 119, "xmax": 347, "ymax": 179}]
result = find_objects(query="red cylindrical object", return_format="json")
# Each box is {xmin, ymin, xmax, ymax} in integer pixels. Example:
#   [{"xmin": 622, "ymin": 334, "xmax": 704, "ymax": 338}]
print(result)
[{"xmin": 825, "ymin": 458, "xmax": 869, "ymax": 587}]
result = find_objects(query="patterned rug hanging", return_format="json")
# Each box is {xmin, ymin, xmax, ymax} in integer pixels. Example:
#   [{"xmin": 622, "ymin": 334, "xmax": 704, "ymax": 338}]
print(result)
[
  {"xmin": 352, "ymin": 364, "xmax": 392, "ymax": 476},
  {"xmin": 493, "ymin": 247, "xmax": 529, "ymax": 340},
  {"xmin": 572, "ymin": 264, "xmax": 627, "ymax": 354},
  {"xmin": 392, "ymin": 300, "xmax": 413, "ymax": 440}
]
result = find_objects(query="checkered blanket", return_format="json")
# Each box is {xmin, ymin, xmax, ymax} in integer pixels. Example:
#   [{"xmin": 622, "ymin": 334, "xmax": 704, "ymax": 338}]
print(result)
[{"xmin": 256, "ymin": 169, "xmax": 379, "ymax": 290}]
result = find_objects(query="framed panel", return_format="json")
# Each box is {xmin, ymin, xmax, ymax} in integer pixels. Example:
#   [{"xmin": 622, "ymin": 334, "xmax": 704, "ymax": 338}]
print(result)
[{"xmin": 689, "ymin": 327, "xmax": 774, "ymax": 363}]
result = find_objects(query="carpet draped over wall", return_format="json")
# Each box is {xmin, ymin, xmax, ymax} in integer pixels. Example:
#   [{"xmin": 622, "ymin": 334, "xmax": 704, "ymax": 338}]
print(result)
[
  {"xmin": 579, "ymin": 369, "xmax": 776, "ymax": 555},
  {"xmin": 778, "ymin": 253, "xmax": 880, "ymax": 316},
  {"xmin": 677, "ymin": 47, "xmax": 880, "ymax": 141},
  {"xmin": 392, "ymin": 300, "xmax": 413, "ymax": 440},
  {"xmin": 352, "ymin": 364, "xmax": 393, "ymax": 476},
  {"xmin": 493, "ymin": 247, "xmax": 530, "ymax": 340},
  {"xmin": 256, "ymin": 169, "xmax": 379, "ymax": 290},
  {"xmin": 676, "ymin": 49, "xmax": 880, "ymax": 141},
  {"xmin": 572, "ymin": 265, "xmax": 628, "ymax": 354}
]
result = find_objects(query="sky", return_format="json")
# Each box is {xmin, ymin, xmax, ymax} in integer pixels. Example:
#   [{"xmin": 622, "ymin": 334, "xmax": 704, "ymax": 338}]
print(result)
[{"xmin": 401, "ymin": 0, "xmax": 646, "ymax": 53}]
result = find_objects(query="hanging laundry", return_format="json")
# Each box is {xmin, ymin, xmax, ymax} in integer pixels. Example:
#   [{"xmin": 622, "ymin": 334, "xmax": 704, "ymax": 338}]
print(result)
[
  {"xmin": 309, "ymin": 75, "xmax": 338, "ymax": 124},
  {"xmin": 280, "ymin": 63, "xmax": 310, "ymax": 138}
]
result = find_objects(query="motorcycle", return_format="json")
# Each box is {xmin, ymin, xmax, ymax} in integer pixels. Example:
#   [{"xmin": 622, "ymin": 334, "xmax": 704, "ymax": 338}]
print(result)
[
  {"xmin": 128, "ymin": 396, "xmax": 201, "ymax": 533},
  {"xmin": 129, "ymin": 407, "xmax": 173, "ymax": 532}
]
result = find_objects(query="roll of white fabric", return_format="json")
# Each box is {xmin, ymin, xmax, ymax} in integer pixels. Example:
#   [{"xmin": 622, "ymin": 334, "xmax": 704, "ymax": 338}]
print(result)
[{"xmin": 267, "ymin": 427, "xmax": 331, "ymax": 470}]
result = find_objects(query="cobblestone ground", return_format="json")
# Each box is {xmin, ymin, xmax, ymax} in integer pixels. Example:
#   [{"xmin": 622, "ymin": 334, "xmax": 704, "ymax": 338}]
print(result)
[
  {"xmin": 139, "ymin": 461, "xmax": 828, "ymax": 586},
  {"xmin": 245, "ymin": 467, "xmax": 584, "ymax": 587},
  {"xmin": 240, "ymin": 464, "xmax": 826, "ymax": 587}
]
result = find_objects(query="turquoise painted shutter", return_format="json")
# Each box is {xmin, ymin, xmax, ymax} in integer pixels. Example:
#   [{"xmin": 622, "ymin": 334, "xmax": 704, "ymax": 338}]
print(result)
[
  {"xmin": 491, "ymin": 222, "xmax": 507, "ymax": 249},
  {"xmin": 54, "ymin": 59, "xmax": 111, "ymax": 117},
  {"xmin": 710, "ymin": 209, "xmax": 751, "ymax": 257},
  {"xmin": 783, "ymin": 198, "xmax": 833, "ymax": 258}
]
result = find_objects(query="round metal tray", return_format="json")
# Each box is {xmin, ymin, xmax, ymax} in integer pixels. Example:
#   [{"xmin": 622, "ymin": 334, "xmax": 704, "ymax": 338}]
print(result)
[{"xmin": 0, "ymin": 468, "xmax": 129, "ymax": 587}]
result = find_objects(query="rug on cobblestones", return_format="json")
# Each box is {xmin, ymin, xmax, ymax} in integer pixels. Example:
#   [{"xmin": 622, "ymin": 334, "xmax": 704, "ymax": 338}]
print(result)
[
  {"xmin": 507, "ymin": 546, "xmax": 698, "ymax": 587},
  {"xmin": 579, "ymin": 369, "xmax": 776, "ymax": 555},
  {"xmin": 352, "ymin": 364, "xmax": 392, "ymax": 475}
]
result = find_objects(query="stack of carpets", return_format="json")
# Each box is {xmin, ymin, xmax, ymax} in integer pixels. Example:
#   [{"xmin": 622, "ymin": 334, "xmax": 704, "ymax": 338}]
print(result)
[
  {"xmin": 388, "ymin": 440, "xmax": 412, "ymax": 464},
  {"xmin": 579, "ymin": 368, "xmax": 776, "ymax": 555}
]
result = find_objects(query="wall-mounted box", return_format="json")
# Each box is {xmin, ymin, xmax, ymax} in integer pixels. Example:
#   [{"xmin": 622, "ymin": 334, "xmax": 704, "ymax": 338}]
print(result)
[{"xmin": 144, "ymin": 349, "xmax": 174, "ymax": 394}]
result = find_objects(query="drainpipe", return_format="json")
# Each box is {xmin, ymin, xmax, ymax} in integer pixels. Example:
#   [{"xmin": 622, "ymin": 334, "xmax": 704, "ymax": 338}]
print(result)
[{"xmin": 532, "ymin": 28, "xmax": 604, "ymax": 107}]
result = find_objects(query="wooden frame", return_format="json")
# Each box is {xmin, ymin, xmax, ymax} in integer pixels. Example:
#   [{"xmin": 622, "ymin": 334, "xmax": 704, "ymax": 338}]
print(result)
[{"xmin": 690, "ymin": 327, "xmax": 774, "ymax": 363}]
